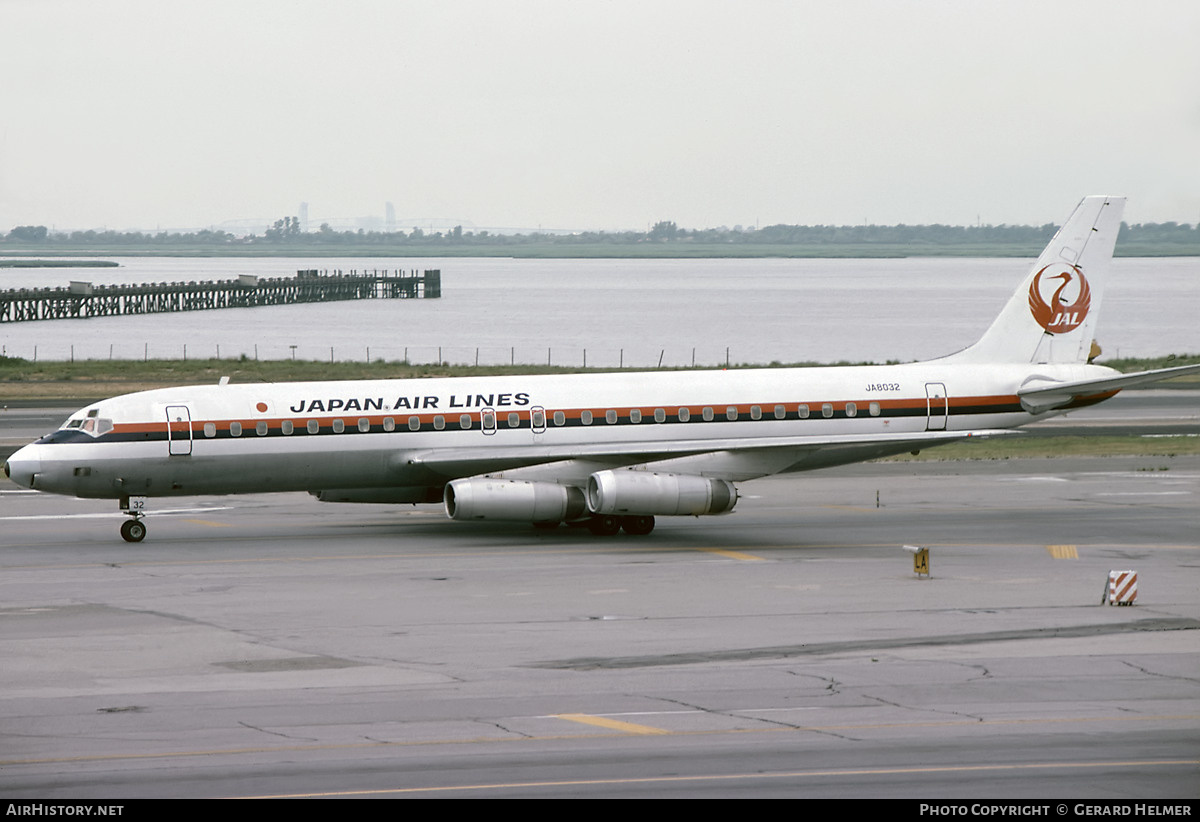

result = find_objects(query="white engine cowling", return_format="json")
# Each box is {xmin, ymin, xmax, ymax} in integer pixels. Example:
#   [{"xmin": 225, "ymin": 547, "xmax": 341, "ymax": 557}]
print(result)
[
  {"xmin": 586, "ymin": 470, "xmax": 737, "ymax": 516},
  {"xmin": 444, "ymin": 478, "xmax": 588, "ymax": 523}
]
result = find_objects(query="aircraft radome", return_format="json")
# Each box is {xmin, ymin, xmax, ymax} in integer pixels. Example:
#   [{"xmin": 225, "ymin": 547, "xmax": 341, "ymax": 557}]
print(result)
[{"xmin": 6, "ymin": 196, "xmax": 1199, "ymax": 542}]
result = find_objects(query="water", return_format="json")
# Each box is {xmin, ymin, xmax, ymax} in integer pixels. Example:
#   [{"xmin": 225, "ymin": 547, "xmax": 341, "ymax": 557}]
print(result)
[{"xmin": 1, "ymin": 256, "xmax": 1196, "ymax": 367}]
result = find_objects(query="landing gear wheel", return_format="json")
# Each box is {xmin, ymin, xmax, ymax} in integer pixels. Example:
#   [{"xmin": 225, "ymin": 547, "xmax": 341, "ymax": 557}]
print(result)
[
  {"xmin": 620, "ymin": 515, "xmax": 655, "ymax": 536},
  {"xmin": 586, "ymin": 514, "xmax": 622, "ymax": 536},
  {"xmin": 120, "ymin": 519, "xmax": 147, "ymax": 543}
]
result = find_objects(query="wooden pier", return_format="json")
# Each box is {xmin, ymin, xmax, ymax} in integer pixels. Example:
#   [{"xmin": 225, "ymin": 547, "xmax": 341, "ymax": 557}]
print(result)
[{"xmin": 0, "ymin": 269, "xmax": 440, "ymax": 323}]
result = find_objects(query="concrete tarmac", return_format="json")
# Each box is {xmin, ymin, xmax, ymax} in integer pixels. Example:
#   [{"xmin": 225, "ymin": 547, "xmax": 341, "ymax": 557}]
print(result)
[{"xmin": 1, "ymin": 450, "xmax": 1198, "ymax": 798}]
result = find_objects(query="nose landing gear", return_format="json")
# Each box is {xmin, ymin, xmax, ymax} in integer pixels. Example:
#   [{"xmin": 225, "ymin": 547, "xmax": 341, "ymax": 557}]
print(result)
[
  {"xmin": 119, "ymin": 496, "xmax": 148, "ymax": 543},
  {"xmin": 120, "ymin": 518, "xmax": 147, "ymax": 543}
]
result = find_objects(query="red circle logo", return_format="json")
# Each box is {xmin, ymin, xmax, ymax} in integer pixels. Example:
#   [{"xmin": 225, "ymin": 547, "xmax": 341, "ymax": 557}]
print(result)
[{"xmin": 256, "ymin": 402, "xmax": 268, "ymax": 413}]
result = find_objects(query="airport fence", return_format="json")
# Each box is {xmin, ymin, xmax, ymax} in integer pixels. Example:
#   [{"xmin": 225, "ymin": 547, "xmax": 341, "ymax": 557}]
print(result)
[{"xmin": 0, "ymin": 342, "xmax": 758, "ymax": 370}]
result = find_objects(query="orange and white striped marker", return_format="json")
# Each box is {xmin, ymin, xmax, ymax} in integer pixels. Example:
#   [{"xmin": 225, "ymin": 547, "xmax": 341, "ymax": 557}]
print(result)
[{"xmin": 1105, "ymin": 570, "xmax": 1138, "ymax": 605}]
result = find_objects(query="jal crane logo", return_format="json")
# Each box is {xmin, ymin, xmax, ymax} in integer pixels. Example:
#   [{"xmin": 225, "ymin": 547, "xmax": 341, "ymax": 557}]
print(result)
[{"xmin": 1028, "ymin": 264, "xmax": 1091, "ymax": 334}]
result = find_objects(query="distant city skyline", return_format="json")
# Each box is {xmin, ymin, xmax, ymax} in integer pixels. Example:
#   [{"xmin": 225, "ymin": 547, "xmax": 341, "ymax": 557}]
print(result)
[
  {"xmin": 2, "ymin": 1, "xmax": 1198, "ymax": 233},
  {"xmin": 11, "ymin": 203, "xmax": 1200, "ymax": 239}
]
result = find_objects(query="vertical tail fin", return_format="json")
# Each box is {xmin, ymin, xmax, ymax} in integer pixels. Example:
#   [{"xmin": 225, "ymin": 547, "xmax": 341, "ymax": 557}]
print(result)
[{"xmin": 945, "ymin": 195, "xmax": 1125, "ymax": 364}]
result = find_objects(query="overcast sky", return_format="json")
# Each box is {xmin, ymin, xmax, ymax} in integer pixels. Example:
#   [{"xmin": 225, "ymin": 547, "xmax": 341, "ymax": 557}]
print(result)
[{"xmin": 2, "ymin": 0, "xmax": 1197, "ymax": 233}]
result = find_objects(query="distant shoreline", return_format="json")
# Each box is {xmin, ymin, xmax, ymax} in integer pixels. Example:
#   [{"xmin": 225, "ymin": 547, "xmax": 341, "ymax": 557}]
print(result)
[
  {"xmin": 0, "ymin": 259, "xmax": 120, "ymax": 268},
  {"xmin": 2, "ymin": 244, "xmax": 1199, "ymax": 260}
]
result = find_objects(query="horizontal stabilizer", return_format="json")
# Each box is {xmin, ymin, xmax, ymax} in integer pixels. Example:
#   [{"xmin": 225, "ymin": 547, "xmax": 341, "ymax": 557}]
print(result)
[{"xmin": 1018, "ymin": 363, "xmax": 1200, "ymax": 412}]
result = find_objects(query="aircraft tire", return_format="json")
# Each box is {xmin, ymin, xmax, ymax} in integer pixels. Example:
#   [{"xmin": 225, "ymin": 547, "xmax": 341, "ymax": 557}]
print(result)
[
  {"xmin": 121, "ymin": 520, "xmax": 147, "ymax": 543},
  {"xmin": 620, "ymin": 515, "xmax": 655, "ymax": 536},
  {"xmin": 586, "ymin": 515, "xmax": 622, "ymax": 536}
]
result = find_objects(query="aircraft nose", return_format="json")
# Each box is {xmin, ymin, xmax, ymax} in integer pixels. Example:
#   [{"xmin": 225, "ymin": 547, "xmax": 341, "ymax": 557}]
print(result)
[{"xmin": 3, "ymin": 444, "xmax": 41, "ymax": 489}]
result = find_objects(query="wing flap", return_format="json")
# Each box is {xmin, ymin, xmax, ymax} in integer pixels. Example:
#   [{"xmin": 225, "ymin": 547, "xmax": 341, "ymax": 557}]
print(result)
[{"xmin": 402, "ymin": 429, "xmax": 1015, "ymax": 479}]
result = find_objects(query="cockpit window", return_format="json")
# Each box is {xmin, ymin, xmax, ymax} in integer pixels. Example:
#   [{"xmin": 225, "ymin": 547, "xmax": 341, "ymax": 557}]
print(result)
[{"xmin": 60, "ymin": 416, "xmax": 112, "ymax": 436}]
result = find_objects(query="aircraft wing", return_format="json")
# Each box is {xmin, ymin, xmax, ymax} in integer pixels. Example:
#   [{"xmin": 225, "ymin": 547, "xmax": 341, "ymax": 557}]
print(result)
[
  {"xmin": 402, "ymin": 428, "xmax": 1016, "ymax": 480},
  {"xmin": 1019, "ymin": 363, "xmax": 1200, "ymax": 412}
]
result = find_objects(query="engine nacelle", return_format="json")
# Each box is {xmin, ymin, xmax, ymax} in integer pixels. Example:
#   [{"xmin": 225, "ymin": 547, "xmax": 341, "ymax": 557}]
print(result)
[
  {"xmin": 444, "ymin": 478, "xmax": 588, "ymax": 523},
  {"xmin": 586, "ymin": 470, "xmax": 737, "ymax": 517}
]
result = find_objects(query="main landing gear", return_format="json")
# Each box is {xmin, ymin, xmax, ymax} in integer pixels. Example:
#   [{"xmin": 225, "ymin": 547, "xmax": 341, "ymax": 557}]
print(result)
[
  {"xmin": 119, "ymin": 495, "xmax": 147, "ymax": 543},
  {"xmin": 580, "ymin": 514, "xmax": 655, "ymax": 536}
]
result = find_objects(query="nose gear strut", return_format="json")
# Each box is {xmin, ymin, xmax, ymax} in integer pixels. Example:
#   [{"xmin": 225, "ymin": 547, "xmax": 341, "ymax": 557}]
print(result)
[{"xmin": 119, "ymin": 496, "xmax": 148, "ymax": 543}]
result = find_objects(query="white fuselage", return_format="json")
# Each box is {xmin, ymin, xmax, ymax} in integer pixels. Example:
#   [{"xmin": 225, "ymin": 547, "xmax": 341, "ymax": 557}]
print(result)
[{"xmin": 5, "ymin": 360, "xmax": 1117, "ymax": 502}]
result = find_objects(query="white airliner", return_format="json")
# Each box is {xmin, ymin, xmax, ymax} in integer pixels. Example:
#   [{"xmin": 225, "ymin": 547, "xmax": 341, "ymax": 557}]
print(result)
[{"xmin": 5, "ymin": 196, "xmax": 1198, "ymax": 542}]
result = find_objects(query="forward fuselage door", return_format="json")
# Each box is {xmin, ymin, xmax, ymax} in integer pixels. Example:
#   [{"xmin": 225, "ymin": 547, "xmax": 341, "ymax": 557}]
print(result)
[
  {"xmin": 925, "ymin": 383, "xmax": 948, "ymax": 431},
  {"xmin": 166, "ymin": 405, "xmax": 193, "ymax": 455}
]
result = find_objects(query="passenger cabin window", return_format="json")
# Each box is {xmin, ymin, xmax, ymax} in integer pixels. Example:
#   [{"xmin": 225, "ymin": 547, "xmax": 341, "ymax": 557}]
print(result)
[
  {"xmin": 654, "ymin": 408, "xmax": 666, "ymax": 423},
  {"xmin": 553, "ymin": 410, "xmax": 566, "ymax": 426},
  {"xmin": 281, "ymin": 420, "xmax": 294, "ymax": 435},
  {"xmin": 532, "ymin": 409, "xmax": 546, "ymax": 428},
  {"xmin": 408, "ymin": 416, "xmax": 421, "ymax": 431},
  {"xmin": 580, "ymin": 410, "xmax": 593, "ymax": 425},
  {"xmin": 332, "ymin": 419, "xmax": 345, "ymax": 433},
  {"xmin": 821, "ymin": 403, "xmax": 833, "ymax": 418},
  {"xmin": 230, "ymin": 421, "xmax": 243, "ymax": 437},
  {"xmin": 629, "ymin": 409, "xmax": 641, "ymax": 424},
  {"xmin": 678, "ymin": 407, "xmax": 691, "ymax": 422},
  {"xmin": 869, "ymin": 402, "xmax": 881, "ymax": 417},
  {"xmin": 204, "ymin": 423, "xmax": 216, "ymax": 438},
  {"xmin": 307, "ymin": 419, "xmax": 319, "ymax": 434},
  {"xmin": 798, "ymin": 404, "xmax": 810, "ymax": 419},
  {"xmin": 774, "ymin": 405, "xmax": 786, "ymax": 420},
  {"xmin": 605, "ymin": 409, "xmax": 617, "ymax": 424},
  {"xmin": 256, "ymin": 421, "xmax": 269, "ymax": 436},
  {"xmin": 459, "ymin": 414, "xmax": 472, "ymax": 429},
  {"xmin": 507, "ymin": 412, "xmax": 520, "ymax": 428},
  {"xmin": 845, "ymin": 402, "xmax": 857, "ymax": 418},
  {"xmin": 750, "ymin": 405, "xmax": 762, "ymax": 420},
  {"xmin": 434, "ymin": 415, "xmax": 445, "ymax": 430},
  {"xmin": 702, "ymin": 407, "xmax": 714, "ymax": 421},
  {"xmin": 383, "ymin": 417, "xmax": 396, "ymax": 432},
  {"xmin": 358, "ymin": 418, "xmax": 370, "ymax": 432}
]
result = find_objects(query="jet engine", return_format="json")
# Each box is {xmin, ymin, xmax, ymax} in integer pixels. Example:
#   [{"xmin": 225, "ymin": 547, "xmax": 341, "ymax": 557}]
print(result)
[
  {"xmin": 586, "ymin": 470, "xmax": 737, "ymax": 516},
  {"xmin": 444, "ymin": 478, "xmax": 588, "ymax": 523}
]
